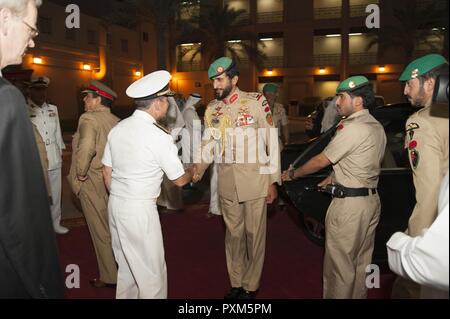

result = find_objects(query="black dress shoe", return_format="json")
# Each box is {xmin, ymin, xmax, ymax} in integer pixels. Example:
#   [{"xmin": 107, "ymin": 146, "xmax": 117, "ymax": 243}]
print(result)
[
  {"xmin": 89, "ymin": 278, "xmax": 116, "ymax": 288},
  {"xmin": 238, "ymin": 290, "xmax": 257, "ymax": 299},
  {"xmin": 224, "ymin": 287, "xmax": 244, "ymax": 299}
]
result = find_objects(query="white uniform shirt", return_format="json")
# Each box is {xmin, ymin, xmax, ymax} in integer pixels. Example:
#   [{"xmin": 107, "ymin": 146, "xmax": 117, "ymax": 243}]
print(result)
[
  {"xmin": 387, "ymin": 171, "xmax": 449, "ymax": 293},
  {"xmin": 102, "ymin": 110, "xmax": 185, "ymax": 200},
  {"xmin": 28, "ymin": 100, "xmax": 65, "ymax": 170}
]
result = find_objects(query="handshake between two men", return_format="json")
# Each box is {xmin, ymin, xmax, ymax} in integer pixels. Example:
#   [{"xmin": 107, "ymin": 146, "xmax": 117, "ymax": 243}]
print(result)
[
  {"xmin": 171, "ymin": 164, "xmax": 201, "ymax": 188},
  {"xmin": 176, "ymin": 164, "xmax": 278, "ymax": 204}
]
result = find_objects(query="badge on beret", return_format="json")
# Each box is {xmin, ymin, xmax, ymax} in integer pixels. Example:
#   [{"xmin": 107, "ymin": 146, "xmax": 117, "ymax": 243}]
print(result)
[
  {"xmin": 410, "ymin": 149, "xmax": 420, "ymax": 169},
  {"xmin": 411, "ymin": 68, "xmax": 419, "ymax": 79},
  {"xmin": 217, "ymin": 66, "xmax": 224, "ymax": 74},
  {"xmin": 349, "ymin": 81, "xmax": 356, "ymax": 89}
]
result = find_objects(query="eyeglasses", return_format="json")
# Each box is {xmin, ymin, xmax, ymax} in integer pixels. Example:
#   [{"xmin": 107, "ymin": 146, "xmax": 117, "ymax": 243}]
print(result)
[{"xmin": 22, "ymin": 20, "xmax": 39, "ymax": 39}]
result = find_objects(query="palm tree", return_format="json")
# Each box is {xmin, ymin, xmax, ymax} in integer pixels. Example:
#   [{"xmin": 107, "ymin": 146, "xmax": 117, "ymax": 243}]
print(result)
[
  {"xmin": 178, "ymin": 4, "xmax": 266, "ymax": 70},
  {"xmin": 367, "ymin": 0, "xmax": 447, "ymax": 63}
]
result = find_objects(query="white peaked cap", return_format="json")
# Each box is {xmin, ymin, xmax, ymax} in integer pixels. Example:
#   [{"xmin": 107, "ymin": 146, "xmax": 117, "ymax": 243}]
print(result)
[{"xmin": 126, "ymin": 70, "xmax": 174, "ymax": 99}]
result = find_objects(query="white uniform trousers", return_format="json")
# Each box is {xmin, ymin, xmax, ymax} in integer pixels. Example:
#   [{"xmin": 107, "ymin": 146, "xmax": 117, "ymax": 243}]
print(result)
[
  {"xmin": 108, "ymin": 195, "xmax": 167, "ymax": 299},
  {"xmin": 48, "ymin": 168, "xmax": 62, "ymax": 227},
  {"xmin": 209, "ymin": 163, "xmax": 221, "ymax": 215}
]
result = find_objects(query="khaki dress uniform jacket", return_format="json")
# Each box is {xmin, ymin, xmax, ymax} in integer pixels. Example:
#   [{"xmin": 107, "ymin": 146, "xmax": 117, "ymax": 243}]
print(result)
[
  {"xmin": 322, "ymin": 109, "xmax": 386, "ymax": 299},
  {"xmin": 392, "ymin": 104, "xmax": 449, "ymax": 299},
  {"xmin": 68, "ymin": 108, "xmax": 119, "ymax": 284},
  {"xmin": 197, "ymin": 88, "xmax": 281, "ymax": 291}
]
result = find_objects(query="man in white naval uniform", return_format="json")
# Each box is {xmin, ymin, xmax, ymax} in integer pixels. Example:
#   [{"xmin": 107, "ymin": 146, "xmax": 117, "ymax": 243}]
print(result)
[
  {"xmin": 102, "ymin": 71, "xmax": 196, "ymax": 299},
  {"xmin": 28, "ymin": 76, "xmax": 68, "ymax": 234}
]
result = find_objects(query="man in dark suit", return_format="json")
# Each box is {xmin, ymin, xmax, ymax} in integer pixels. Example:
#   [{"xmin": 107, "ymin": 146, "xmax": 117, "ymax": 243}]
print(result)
[{"xmin": 0, "ymin": 0, "xmax": 64, "ymax": 298}]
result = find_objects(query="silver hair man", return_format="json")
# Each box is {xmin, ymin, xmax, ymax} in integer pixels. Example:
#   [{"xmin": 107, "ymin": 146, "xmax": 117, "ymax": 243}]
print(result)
[
  {"xmin": 0, "ymin": 0, "xmax": 41, "ymax": 69},
  {"xmin": 0, "ymin": 0, "xmax": 64, "ymax": 298}
]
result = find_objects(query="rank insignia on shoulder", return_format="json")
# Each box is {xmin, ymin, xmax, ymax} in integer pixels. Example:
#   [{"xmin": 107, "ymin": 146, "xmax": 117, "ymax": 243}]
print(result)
[
  {"xmin": 153, "ymin": 123, "xmax": 170, "ymax": 134},
  {"xmin": 410, "ymin": 149, "xmax": 420, "ymax": 169}
]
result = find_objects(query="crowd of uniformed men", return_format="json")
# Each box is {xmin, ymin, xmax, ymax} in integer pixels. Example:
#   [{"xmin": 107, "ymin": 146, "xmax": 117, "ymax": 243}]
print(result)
[{"xmin": 0, "ymin": 0, "xmax": 448, "ymax": 300}]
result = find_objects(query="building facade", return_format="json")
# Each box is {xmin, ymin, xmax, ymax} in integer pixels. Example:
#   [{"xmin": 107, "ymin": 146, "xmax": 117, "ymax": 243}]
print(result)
[{"xmin": 172, "ymin": 0, "xmax": 447, "ymax": 113}]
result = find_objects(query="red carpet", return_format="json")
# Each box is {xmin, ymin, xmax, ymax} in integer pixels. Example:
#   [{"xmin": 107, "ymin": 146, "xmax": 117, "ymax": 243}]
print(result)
[{"xmin": 57, "ymin": 204, "xmax": 395, "ymax": 299}]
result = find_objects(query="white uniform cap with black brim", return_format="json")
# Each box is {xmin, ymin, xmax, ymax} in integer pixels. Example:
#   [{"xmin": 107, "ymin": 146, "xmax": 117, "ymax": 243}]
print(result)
[{"xmin": 126, "ymin": 70, "xmax": 175, "ymax": 100}]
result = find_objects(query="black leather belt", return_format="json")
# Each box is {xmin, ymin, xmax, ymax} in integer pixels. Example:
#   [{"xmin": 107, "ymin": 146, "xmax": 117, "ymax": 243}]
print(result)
[
  {"xmin": 305, "ymin": 184, "xmax": 378, "ymax": 198},
  {"xmin": 342, "ymin": 187, "xmax": 377, "ymax": 197}
]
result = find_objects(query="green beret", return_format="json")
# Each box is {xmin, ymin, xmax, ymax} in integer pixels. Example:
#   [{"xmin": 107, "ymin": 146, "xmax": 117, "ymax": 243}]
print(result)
[
  {"xmin": 263, "ymin": 83, "xmax": 279, "ymax": 93},
  {"xmin": 336, "ymin": 76, "xmax": 370, "ymax": 93},
  {"xmin": 399, "ymin": 54, "xmax": 448, "ymax": 81},
  {"xmin": 208, "ymin": 57, "xmax": 234, "ymax": 79}
]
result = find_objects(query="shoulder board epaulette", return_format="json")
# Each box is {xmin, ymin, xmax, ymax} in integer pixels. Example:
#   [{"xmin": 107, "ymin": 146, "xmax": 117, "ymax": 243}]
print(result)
[{"xmin": 153, "ymin": 122, "xmax": 170, "ymax": 134}]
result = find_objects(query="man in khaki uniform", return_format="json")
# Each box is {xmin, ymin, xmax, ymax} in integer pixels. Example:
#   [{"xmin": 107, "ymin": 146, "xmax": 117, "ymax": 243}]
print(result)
[
  {"xmin": 282, "ymin": 76, "xmax": 386, "ymax": 299},
  {"xmin": 68, "ymin": 80, "xmax": 119, "ymax": 288},
  {"xmin": 193, "ymin": 57, "xmax": 280, "ymax": 299},
  {"xmin": 262, "ymin": 83, "xmax": 289, "ymax": 148},
  {"xmin": 391, "ymin": 54, "xmax": 449, "ymax": 299}
]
